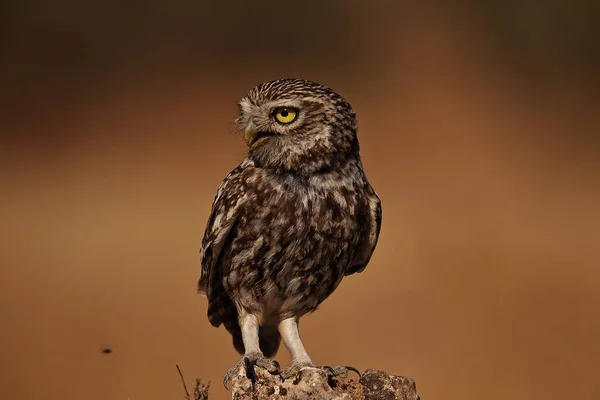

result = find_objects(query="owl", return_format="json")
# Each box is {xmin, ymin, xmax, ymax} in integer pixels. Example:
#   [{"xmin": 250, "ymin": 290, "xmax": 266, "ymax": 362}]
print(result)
[{"xmin": 198, "ymin": 78, "xmax": 382, "ymax": 385}]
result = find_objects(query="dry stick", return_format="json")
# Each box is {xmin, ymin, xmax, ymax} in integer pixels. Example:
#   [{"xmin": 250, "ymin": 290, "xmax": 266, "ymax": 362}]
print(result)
[
  {"xmin": 176, "ymin": 364, "xmax": 191, "ymax": 400},
  {"xmin": 194, "ymin": 378, "xmax": 211, "ymax": 400}
]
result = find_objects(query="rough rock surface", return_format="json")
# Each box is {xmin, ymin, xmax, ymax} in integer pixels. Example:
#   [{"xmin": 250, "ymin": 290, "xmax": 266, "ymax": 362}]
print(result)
[
  {"xmin": 227, "ymin": 364, "xmax": 419, "ymax": 400},
  {"xmin": 360, "ymin": 369, "xmax": 419, "ymax": 400}
]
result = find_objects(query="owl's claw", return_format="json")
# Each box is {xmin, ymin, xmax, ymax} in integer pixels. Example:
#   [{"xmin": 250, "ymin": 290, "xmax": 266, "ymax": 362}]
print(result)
[
  {"xmin": 324, "ymin": 365, "xmax": 361, "ymax": 379},
  {"xmin": 222, "ymin": 353, "xmax": 280, "ymax": 390}
]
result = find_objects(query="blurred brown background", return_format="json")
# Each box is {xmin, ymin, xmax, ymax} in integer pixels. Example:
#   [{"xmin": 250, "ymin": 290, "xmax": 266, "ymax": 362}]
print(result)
[{"xmin": 1, "ymin": 1, "xmax": 599, "ymax": 399}]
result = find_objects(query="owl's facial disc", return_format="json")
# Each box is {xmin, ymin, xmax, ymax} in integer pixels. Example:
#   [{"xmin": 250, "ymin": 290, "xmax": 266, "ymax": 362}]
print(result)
[{"xmin": 238, "ymin": 79, "xmax": 358, "ymax": 173}]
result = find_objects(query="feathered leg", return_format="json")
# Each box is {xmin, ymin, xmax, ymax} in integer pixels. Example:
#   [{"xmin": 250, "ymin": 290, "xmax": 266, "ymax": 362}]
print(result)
[
  {"xmin": 223, "ymin": 312, "xmax": 279, "ymax": 388},
  {"xmin": 278, "ymin": 317, "xmax": 359, "ymax": 380}
]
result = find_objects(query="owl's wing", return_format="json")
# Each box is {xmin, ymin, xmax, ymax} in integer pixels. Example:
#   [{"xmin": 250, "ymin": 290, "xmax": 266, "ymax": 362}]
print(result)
[
  {"xmin": 197, "ymin": 166, "xmax": 245, "ymax": 299},
  {"xmin": 346, "ymin": 187, "xmax": 382, "ymax": 276}
]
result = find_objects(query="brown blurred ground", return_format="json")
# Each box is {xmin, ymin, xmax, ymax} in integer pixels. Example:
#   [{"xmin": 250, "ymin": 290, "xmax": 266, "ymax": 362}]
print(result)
[{"xmin": 1, "ymin": 2, "xmax": 599, "ymax": 400}]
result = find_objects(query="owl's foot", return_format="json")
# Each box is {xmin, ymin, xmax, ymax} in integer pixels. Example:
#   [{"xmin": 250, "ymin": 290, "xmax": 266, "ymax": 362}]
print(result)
[
  {"xmin": 222, "ymin": 352, "xmax": 280, "ymax": 389},
  {"xmin": 320, "ymin": 365, "xmax": 361, "ymax": 379},
  {"xmin": 279, "ymin": 361, "xmax": 313, "ymax": 380},
  {"xmin": 280, "ymin": 362, "xmax": 360, "ymax": 380}
]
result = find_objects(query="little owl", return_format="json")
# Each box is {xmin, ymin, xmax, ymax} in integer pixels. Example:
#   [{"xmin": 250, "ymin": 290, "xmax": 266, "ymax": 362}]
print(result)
[{"xmin": 197, "ymin": 78, "xmax": 382, "ymax": 385}]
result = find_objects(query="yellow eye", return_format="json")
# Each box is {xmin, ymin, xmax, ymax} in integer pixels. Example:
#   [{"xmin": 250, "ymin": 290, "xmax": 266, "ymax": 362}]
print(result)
[{"xmin": 273, "ymin": 107, "xmax": 298, "ymax": 124}]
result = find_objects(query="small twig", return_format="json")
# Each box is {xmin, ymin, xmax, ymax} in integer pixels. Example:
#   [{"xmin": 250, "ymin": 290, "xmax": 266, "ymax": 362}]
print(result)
[
  {"xmin": 194, "ymin": 378, "xmax": 211, "ymax": 400},
  {"xmin": 176, "ymin": 364, "xmax": 191, "ymax": 400}
]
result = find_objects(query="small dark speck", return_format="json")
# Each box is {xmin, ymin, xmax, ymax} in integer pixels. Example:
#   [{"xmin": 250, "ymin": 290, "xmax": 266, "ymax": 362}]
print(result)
[{"xmin": 101, "ymin": 348, "xmax": 112, "ymax": 354}]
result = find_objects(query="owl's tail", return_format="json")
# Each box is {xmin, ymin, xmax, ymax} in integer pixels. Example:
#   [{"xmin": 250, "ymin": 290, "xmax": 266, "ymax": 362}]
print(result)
[
  {"xmin": 230, "ymin": 323, "xmax": 281, "ymax": 358},
  {"xmin": 227, "ymin": 319, "xmax": 245, "ymax": 355}
]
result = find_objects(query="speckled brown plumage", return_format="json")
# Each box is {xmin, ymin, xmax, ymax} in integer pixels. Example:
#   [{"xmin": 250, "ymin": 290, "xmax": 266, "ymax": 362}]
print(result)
[{"xmin": 197, "ymin": 78, "xmax": 381, "ymax": 381}]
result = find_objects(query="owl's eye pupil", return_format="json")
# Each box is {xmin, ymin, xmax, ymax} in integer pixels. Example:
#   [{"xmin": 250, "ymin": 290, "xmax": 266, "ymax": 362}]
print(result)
[{"xmin": 280, "ymin": 110, "xmax": 288, "ymax": 117}]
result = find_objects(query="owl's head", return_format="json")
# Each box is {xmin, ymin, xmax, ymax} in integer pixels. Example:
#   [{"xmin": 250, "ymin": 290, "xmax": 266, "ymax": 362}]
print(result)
[{"xmin": 236, "ymin": 79, "xmax": 358, "ymax": 174}]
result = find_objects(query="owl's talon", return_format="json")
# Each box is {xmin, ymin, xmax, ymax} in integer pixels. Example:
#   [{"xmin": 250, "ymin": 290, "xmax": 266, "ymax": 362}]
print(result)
[
  {"xmin": 279, "ymin": 363, "xmax": 360, "ymax": 381},
  {"xmin": 222, "ymin": 359, "xmax": 244, "ymax": 390},
  {"xmin": 255, "ymin": 357, "xmax": 280, "ymax": 374},
  {"xmin": 319, "ymin": 365, "xmax": 361, "ymax": 379},
  {"xmin": 222, "ymin": 367, "xmax": 235, "ymax": 389},
  {"xmin": 279, "ymin": 361, "xmax": 313, "ymax": 380},
  {"xmin": 223, "ymin": 354, "xmax": 280, "ymax": 390},
  {"xmin": 335, "ymin": 365, "xmax": 361, "ymax": 379},
  {"xmin": 319, "ymin": 365, "xmax": 336, "ymax": 375}
]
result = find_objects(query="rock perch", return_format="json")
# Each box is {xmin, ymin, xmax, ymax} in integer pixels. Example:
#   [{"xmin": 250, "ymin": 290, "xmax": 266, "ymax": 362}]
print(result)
[{"xmin": 227, "ymin": 363, "xmax": 420, "ymax": 400}]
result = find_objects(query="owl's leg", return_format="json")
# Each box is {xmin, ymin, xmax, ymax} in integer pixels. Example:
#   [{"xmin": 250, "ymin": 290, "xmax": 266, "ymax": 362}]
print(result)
[
  {"xmin": 223, "ymin": 312, "xmax": 280, "ymax": 388},
  {"xmin": 278, "ymin": 317, "xmax": 360, "ymax": 380},
  {"xmin": 278, "ymin": 317, "xmax": 313, "ymax": 378}
]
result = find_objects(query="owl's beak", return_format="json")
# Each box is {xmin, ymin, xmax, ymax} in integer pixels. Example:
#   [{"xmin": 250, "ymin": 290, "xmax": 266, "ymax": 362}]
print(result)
[{"xmin": 244, "ymin": 121, "xmax": 259, "ymax": 147}]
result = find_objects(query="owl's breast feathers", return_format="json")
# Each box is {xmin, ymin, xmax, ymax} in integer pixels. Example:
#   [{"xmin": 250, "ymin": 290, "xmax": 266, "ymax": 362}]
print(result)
[{"xmin": 199, "ymin": 156, "xmax": 381, "ymax": 320}]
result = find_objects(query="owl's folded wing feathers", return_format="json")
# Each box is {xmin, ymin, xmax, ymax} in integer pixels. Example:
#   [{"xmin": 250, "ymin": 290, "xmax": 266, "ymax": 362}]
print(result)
[
  {"xmin": 197, "ymin": 167, "xmax": 246, "ymax": 297},
  {"xmin": 346, "ymin": 188, "xmax": 382, "ymax": 276}
]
